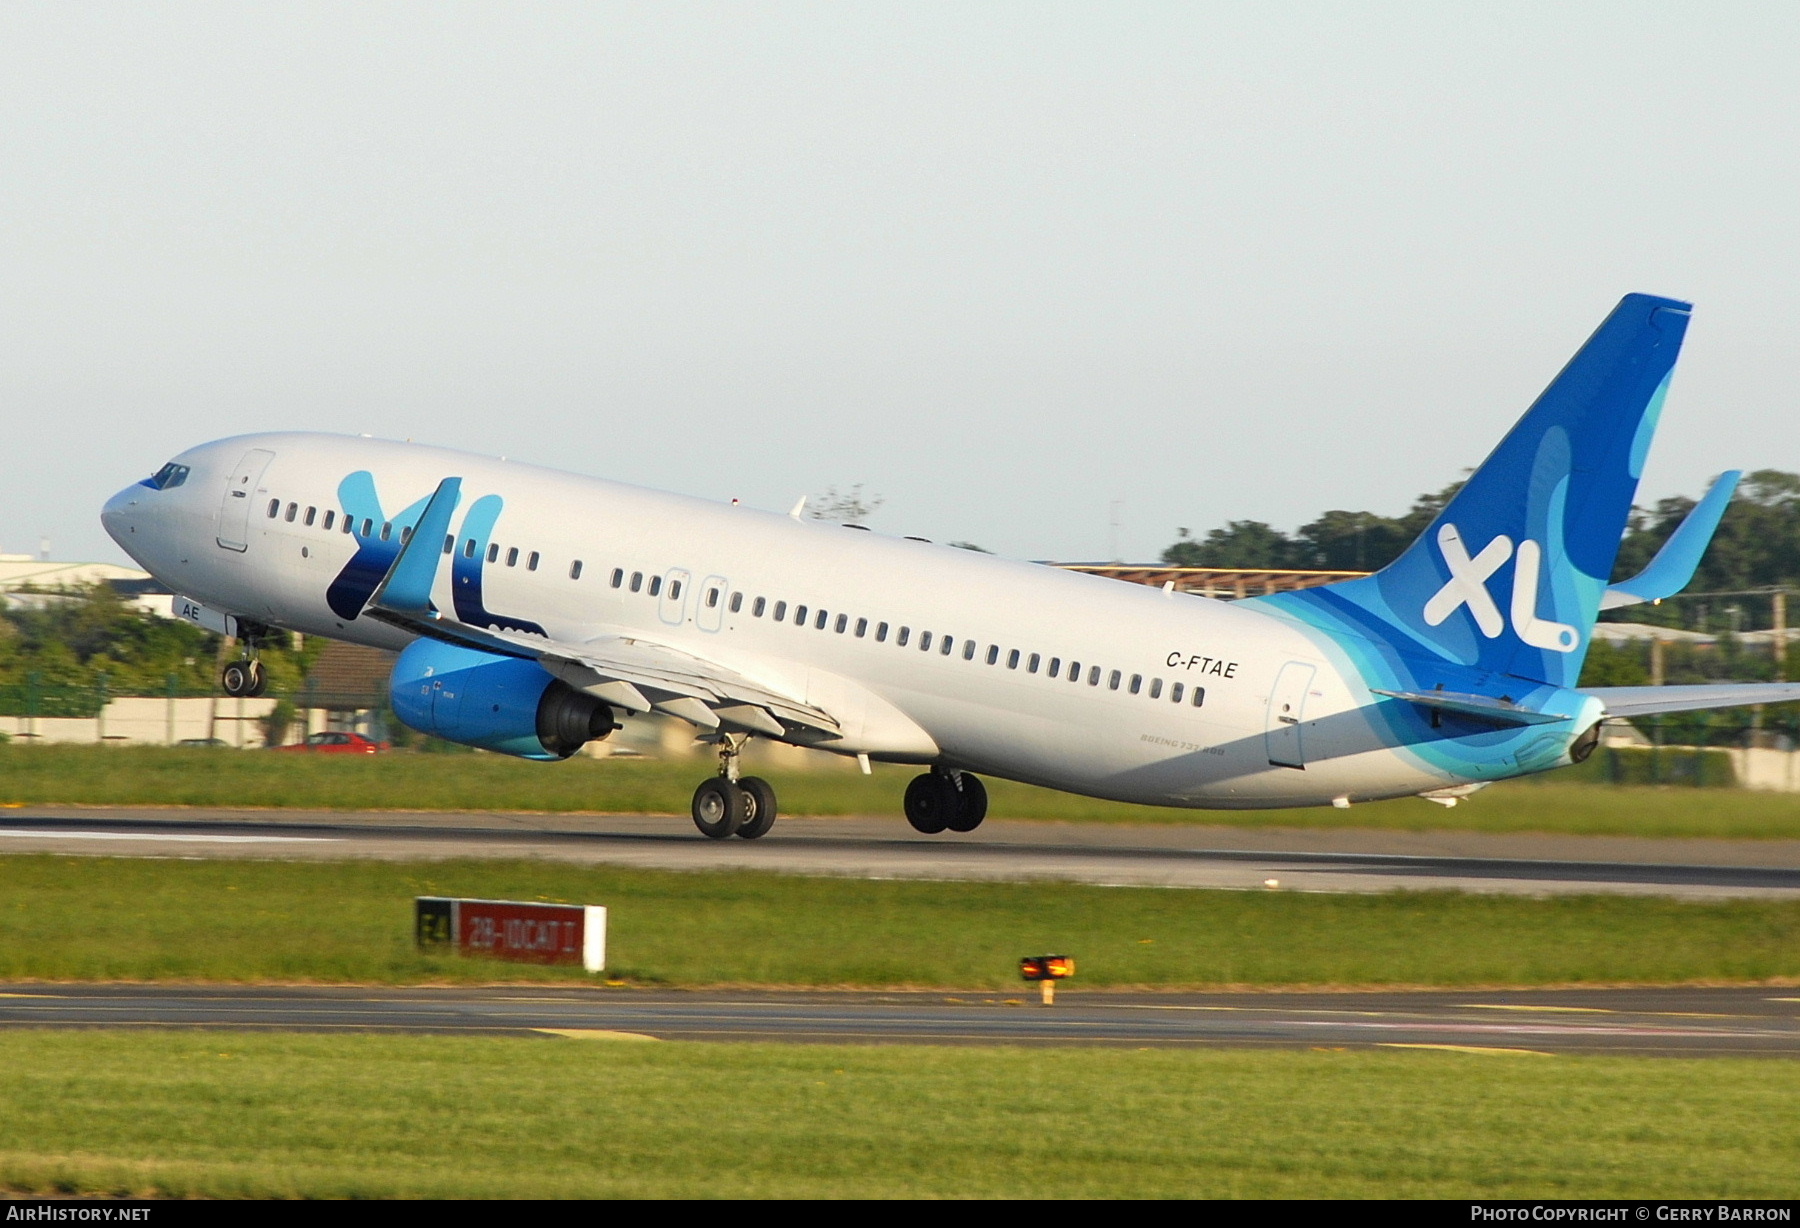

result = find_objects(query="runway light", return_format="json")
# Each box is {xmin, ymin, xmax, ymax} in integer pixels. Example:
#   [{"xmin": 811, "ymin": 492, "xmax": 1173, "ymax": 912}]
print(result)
[{"xmin": 1019, "ymin": 954, "xmax": 1075, "ymax": 1006}]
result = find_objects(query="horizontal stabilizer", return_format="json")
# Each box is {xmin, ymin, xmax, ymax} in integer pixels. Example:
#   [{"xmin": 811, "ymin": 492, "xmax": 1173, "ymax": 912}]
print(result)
[
  {"xmin": 1600, "ymin": 470, "xmax": 1740, "ymax": 610},
  {"xmin": 1584, "ymin": 683, "xmax": 1800, "ymax": 718},
  {"xmin": 1371, "ymin": 688, "xmax": 1575, "ymax": 726}
]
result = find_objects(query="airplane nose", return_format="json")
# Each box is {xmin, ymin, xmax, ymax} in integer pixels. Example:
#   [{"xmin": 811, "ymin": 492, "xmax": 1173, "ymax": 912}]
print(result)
[{"xmin": 100, "ymin": 485, "xmax": 142, "ymax": 547}]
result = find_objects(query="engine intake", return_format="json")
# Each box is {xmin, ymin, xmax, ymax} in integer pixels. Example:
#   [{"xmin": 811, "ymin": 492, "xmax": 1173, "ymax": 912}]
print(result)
[{"xmin": 391, "ymin": 639, "xmax": 618, "ymax": 760}]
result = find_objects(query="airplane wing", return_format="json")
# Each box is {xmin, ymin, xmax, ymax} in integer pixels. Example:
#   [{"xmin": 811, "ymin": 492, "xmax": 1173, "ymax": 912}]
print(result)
[
  {"xmin": 361, "ymin": 476, "xmax": 840, "ymax": 738},
  {"xmin": 1582, "ymin": 683, "xmax": 1800, "ymax": 718},
  {"xmin": 1600, "ymin": 470, "xmax": 1740, "ymax": 610}
]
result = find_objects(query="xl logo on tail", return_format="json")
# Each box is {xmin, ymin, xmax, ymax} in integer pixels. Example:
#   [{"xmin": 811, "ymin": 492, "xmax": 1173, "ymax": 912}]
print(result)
[{"xmin": 1423, "ymin": 524, "xmax": 1578, "ymax": 652}]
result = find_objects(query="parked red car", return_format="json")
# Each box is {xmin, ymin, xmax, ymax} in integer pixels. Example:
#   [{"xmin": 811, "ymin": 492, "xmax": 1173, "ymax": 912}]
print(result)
[{"xmin": 271, "ymin": 731, "xmax": 389, "ymax": 754}]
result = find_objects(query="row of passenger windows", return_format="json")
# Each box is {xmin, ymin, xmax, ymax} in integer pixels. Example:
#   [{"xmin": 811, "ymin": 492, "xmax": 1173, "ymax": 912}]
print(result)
[
  {"xmin": 266, "ymin": 499, "xmax": 564, "ymax": 575},
  {"xmin": 604, "ymin": 571, "xmax": 1208, "ymax": 709},
  {"xmin": 265, "ymin": 498, "xmax": 1202, "ymax": 709}
]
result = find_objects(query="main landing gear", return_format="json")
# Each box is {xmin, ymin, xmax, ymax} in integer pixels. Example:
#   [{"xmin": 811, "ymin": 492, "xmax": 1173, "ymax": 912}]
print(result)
[
  {"xmin": 691, "ymin": 734, "xmax": 778, "ymax": 840},
  {"xmin": 904, "ymin": 769, "xmax": 987, "ymax": 834}
]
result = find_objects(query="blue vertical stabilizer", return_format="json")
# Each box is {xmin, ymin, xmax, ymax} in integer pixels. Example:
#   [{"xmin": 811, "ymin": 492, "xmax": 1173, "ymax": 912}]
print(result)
[{"xmin": 1255, "ymin": 293, "xmax": 1691, "ymax": 689}]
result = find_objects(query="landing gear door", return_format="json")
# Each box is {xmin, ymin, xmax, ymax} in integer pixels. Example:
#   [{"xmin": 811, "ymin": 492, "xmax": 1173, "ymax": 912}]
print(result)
[
  {"xmin": 217, "ymin": 448, "xmax": 275, "ymax": 552},
  {"xmin": 1264, "ymin": 661, "xmax": 1317, "ymax": 769}
]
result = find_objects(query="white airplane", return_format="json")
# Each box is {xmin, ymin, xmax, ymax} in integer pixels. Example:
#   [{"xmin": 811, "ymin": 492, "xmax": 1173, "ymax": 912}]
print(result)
[{"xmin": 101, "ymin": 293, "xmax": 1798, "ymax": 839}]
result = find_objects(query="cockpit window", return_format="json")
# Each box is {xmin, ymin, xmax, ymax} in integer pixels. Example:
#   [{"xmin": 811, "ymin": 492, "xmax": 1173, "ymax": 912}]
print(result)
[{"xmin": 143, "ymin": 463, "xmax": 190, "ymax": 490}]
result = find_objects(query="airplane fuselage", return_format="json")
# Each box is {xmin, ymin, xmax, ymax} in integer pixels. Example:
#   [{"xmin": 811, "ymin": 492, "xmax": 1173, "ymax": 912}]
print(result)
[{"xmin": 103, "ymin": 431, "xmax": 1586, "ymax": 810}]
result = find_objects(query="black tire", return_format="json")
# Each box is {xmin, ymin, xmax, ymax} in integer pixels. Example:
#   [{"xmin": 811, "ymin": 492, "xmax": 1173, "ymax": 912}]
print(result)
[
  {"xmin": 736, "ymin": 776, "xmax": 778, "ymax": 840},
  {"xmin": 692, "ymin": 776, "xmax": 747, "ymax": 839},
  {"xmin": 946, "ymin": 773, "xmax": 987, "ymax": 832},
  {"xmin": 245, "ymin": 659, "xmax": 268, "ymax": 698},
  {"xmin": 903, "ymin": 773, "xmax": 954, "ymax": 834},
  {"xmin": 221, "ymin": 661, "xmax": 252, "ymax": 697}
]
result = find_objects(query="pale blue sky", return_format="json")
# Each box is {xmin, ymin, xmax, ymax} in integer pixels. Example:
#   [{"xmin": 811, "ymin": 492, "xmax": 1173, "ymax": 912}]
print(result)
[{"xmin": 4, "ymin": 2, "xmax": 1798, "ymax": 564}]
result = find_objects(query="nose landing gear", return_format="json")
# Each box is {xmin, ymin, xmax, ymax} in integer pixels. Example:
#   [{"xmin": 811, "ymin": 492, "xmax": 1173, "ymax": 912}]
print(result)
[
  {"xmin": 691, "ymin": 734, "xmax": 780, "ymax": 840},
  {"xmin": 220, "ymin": 656, "xmax": 266, "ymax": 698},
  {"xmin": 904, "ymin": 769, "xmax": 987, "ymax": 834}
]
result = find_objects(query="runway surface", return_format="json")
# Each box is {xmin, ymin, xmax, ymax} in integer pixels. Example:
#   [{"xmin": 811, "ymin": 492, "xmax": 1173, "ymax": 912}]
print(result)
[
  {"xmin": 3, "ymin": 806, "xmax": 1800, "ymax": 898},
  {"xmin": 1, "ymin": 983, "xmax": 1795, "ymax": 1055}
]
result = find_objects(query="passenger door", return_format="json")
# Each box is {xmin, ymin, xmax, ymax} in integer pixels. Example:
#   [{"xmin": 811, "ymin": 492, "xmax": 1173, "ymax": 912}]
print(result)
[
  {"xmin": 216, "ymin": 448, "xmax": 275, "ymax": 552},
  {"xmin": 1264, "ymin": 661, "xmax": 1317, "ymax": 769}
]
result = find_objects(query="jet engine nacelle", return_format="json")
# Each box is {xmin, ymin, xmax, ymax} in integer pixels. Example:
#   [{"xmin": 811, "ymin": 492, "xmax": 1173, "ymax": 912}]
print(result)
[{"xmin": 390, "ymin": 640, "xmax": 618, "ymax": 760}]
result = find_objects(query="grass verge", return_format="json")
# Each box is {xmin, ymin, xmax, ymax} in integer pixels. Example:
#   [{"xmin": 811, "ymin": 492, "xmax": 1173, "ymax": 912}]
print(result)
[
  {"xmin": 4, "ymin": 855, "xmax": 1798, "ymax": 986},
  {"xmin": 5, "ymin": 745, "xmax": 1800, "ymax": 838},
  {"xmin": 0, "ymin": 1031, "xmax": 1794, "ymax": 1198}
]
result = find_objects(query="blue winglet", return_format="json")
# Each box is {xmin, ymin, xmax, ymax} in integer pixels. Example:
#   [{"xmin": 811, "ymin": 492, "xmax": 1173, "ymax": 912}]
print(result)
[
  {"xmin": 1601, "ymin": 469, "xmax": 1740, "ymax": 609},
  {"xmin": 369, "ymin": 477, "xmax": 462, "ymax": 614}
]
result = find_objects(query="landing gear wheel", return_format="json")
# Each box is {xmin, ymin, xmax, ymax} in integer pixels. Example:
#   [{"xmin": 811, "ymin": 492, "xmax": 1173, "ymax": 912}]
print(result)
[
  {"xmin": 903, "ymin": 773, "xmax": 956, "ymax": 834},
  {"xmin": 244, "ymin": 659, "xmax": 268, "ymax": 698},
  {"xmin": 945, "ymin": 773, "xmax": 987, "ymax": 832},
  {"xmin": 221, "ymin": 660, "xmax": 253, "ymax": 697},
  {"xmin": 736, "ymin": 776, "xmax": 778, "ymax": 840},
  {"xmin": 692, "ymin": 776, "xmax": 747, "ymax": 839}
]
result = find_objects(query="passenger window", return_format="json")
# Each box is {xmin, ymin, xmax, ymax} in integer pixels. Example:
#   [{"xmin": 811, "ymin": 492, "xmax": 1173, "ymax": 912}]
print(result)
[
  {"xmin": 631, "ymin": 573, "xmax": 644, "ymax": 593},
  {"xmin": 267, "ymin": 499, "xmax": 279, "ymax": 518},
  {"xmin": 876, "ymin": 622, "xmax": 888, "ymax": 642},
  {"xmin": 1048, "ymin": 658, "xmax": 1060, "ymax": 679},
  {"xmin": 442, "ymin": 535, "xmax": 453, "ymax": 554},
  {"xmin": 1170, "ymin": 682, "xmax": 1184, "ymax": 704},
  {"xmin": 400, "ymin": 527, "xmax": 412, "ymax": 545},
  {"xmin": 774, "ymin": 601, "xmax": 787, "ymax": 620},
  {"xmin": 1110, "ymin": 671, "xmax": 1122, "ymax": 691},
  {"xmin": 1128, "ymin": 674, "xmax": 1142, "ymax": 694},
  {"xmin": 486, "ymin": 543, "xmax": 498, "ymax": 563},
  {"xmin": 707, "ymin": 588, "xmax": 720, "ymax": 609},
  {"xmin": 729, "ymin": 592, "xmax": 742, "ymax": 613},
  {"xmin": 304, "ymin": 507, "xmax": 317, "ymax": 526},
  {"xmin": 815, "ymin": 609, "xmax": 827, "ymax": 630},
  {"xmin": 285, "ymin": 502, "xmax": 298, "ymax": 522},
  {"xmin": 919, "ymin": 631, "xmax": 932, "ymax": 651},
  {"xmin": 755, "ymin": 598, "xmax": 768, "ymax": 617},
  {"xmin": 506, "ymin": 547, "xmax": 519, "ymax": 567},
  {"xmin": 611, "ymin": 568, "xmax": 624, "ymax": 588},
  {"xmin": 669, "ymin": 579, "xmax": 681, "ymax": 599},
  {"xmin": 855, "ymin": 617, "xmax": 868, "ymax": 637},
  {"xmin": 1069, "ymin": 661, "xmax": 1081, "ymax": 682},
  {"xmin": 835, "ymin": 613, "xmax": 848, "ymax": 633},
  {"xmin": 362, "ymin": 518, "xmax": 374, "ymax": 537},
  {"xmin": 323, "ymin": 511, "xmax": 335, "ymax": 531},
  {"xmin": 465, "ymin": 539, "xmax": 477, "ymax": 558},
  {"xmin": 1149, "ymin": 678, "xmax": 1162, "ymax": 699},
  {"xmin": 570, "ymin": 561, "xmax": 584, "ymax": 580},
  {"xmin": 897, "ymin": 627, "xmax": 910, "ymax": 647},
  {"xmin": 381, "ymin": 523, "xmax": 392, "ymax": 541},
  {"xmin": 343, "ymin": 514, "xmax": 354, "ymax": 534},
  {"xmin": 941, "ymin": 636, "xmax": 954, "ymax": 656},
  {"xmin": 963, "ymin": 641, "xmax": 976, "ymax": 661},
  {"xmin": 1007, "ymin": 649, "xmax": 1020, "ymax": 669},
  {"xmin": 1192, "ymin": 687, "xmax": 1206, "ymax": 708},
  {"xmin": 1027, "ymin": 653, "xmax": 1040, "ymax": 673},
  {"xmin": 528, "ymin": 552, "xmax": 540, "ymax": 571},
  {"xmin": 649, "ymin": 576, "xmax": 662, "ymax": 597},
  {"xmin": 795, "ymin": 604, "xmax": 808, "ymax": 624},
  {"xmin": 986, "ymin": 645, "xmax": 999, "ymax": 665},
  {"xmin": 1089, "ymin": 666, "xmax": 1101, "ymax": 686}
]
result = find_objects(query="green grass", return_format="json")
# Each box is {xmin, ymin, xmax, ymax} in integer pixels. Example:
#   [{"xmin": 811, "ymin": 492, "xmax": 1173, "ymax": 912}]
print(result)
[
  {"xmin": 0, "ymin": 1031, "xmax": 1794, "ymax": 1198},
  {"xmin": 4, "ymin": 855, "xmax": 1798, "ymax": 987},
  {"xmin": 4, "ymin": 744, "xmax": 1800, "ymax": 838}
]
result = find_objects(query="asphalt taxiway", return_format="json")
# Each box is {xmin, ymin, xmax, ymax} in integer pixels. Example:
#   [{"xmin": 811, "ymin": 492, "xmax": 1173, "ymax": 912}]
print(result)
[
  {"xmin": 2, "ymin": 807, "xmax": 1799, "ymax": 899},
  {"xmin": 1, "ymin": 983, "xmax": 1795, "ymax": 1055}
]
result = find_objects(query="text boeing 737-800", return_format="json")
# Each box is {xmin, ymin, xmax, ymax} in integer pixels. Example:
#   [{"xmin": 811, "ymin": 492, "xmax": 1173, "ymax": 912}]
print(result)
[{"xmin": 101, "ymin": 294, "xmax": 1800, "ymax": 839}]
